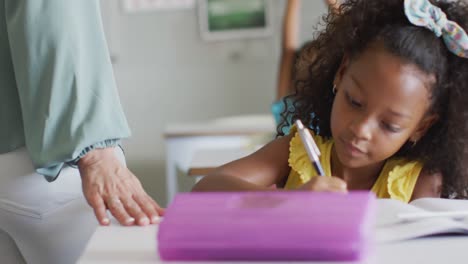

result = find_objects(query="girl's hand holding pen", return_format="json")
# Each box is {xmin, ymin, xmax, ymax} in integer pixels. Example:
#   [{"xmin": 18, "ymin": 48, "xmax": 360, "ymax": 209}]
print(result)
[
  {"xmin": 293, "ymin": 119, "xmax": 347, "ymax": 192},
  {"xmin": 298, "ymin": 176, "xmax": 348, "ymax": 193}
]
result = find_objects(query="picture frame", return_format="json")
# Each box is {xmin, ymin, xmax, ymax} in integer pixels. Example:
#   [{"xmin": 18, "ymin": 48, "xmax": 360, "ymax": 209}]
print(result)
[{"xmin": 198, "ymin": 0, "xmax": 272, "ymax": 41}]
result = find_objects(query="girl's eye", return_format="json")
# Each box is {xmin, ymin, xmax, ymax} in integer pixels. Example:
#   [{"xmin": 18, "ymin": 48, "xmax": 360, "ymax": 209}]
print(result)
[
  {"xmin": 381, "ymin": 122, "xmax": 401, "ymax": 133},
  {"xmin": 345, "ymin": 91, "xmax": 362, "ymax": 108}
]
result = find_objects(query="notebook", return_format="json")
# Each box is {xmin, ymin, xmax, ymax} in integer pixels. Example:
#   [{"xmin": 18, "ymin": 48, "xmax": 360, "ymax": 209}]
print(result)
[
  {"xmin": 158, "ymin": 191, "xmax": 376, "ymax": 261},
  {"xmin": 376, "ymin": 198, "xmax": 468, "ymax": 243}
]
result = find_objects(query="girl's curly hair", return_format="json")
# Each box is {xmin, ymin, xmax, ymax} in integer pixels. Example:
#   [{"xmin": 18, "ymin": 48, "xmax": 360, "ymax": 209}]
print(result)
[{"xmin": 278, "ymin": 0, "xmax": 468, "ymax": 198}]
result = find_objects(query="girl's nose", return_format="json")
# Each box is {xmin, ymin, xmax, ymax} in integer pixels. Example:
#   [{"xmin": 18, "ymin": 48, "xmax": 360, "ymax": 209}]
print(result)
[{"xmin": 349, "ymin": 116, "xmax": 373, "ymax": 141}]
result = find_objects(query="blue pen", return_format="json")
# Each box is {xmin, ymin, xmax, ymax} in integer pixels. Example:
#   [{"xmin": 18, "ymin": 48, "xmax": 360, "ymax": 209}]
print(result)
[{"xmin": 295, "ymin": 120, "xmax": 325, "ymax": 176}]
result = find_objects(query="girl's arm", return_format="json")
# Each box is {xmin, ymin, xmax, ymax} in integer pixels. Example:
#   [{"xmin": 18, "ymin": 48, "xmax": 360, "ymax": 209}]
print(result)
[
  {"xmin": 192, "ymin": 134, "xmax": 293, "ymax": 192},
  {"xmin": 410, "ymin": 168, "xmax": 443, "ymax": 201},
  {"xmin": 276, "ymin": 0, "xmax": 300, "ymax": 101}
]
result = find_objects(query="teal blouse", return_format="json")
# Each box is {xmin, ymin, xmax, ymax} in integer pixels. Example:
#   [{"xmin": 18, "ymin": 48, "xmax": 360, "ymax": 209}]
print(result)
[{"xmin": 0, "ymin": 0, "xmax": 131, "ymax": 181}]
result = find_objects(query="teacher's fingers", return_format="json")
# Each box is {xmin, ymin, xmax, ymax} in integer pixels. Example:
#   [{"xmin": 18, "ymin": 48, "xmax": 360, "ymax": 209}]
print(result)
[
  {"xmin": 121, "ymin": 196, "xmax": 150, "ymax": 226},
  {"xmin": 106, "ymin": 197, "xmax": 135, "ymax": 226},
  {"xmin": 134, "ymin": 194, "xmax": 164, "ymax": 224},
  {"xmin": 153, "ymin": 201, "xmax": 165, "ymax": 217},
  {"xmin": 88, "ymin": 193, "xmax": 110, "ymax": 226}
]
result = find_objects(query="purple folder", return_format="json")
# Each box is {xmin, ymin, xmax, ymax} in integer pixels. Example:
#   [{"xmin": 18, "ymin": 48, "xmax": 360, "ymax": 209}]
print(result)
[{"xmin": 158, "ymin": 191, "xmax": 376, "ymax": 261}]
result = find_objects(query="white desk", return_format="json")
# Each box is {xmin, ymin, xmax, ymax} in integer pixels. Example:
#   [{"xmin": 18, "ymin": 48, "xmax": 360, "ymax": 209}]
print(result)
[
  {"xmin": 78, "ymin": 225, "xmax": 468, "ymax": 264},
  {"xmin": 187, "ymin": 147, "xmax": 255, "ymax": 177},
  {"xmin": 164, "ymin": 115, "xmax": 276, "ymax": 203}
]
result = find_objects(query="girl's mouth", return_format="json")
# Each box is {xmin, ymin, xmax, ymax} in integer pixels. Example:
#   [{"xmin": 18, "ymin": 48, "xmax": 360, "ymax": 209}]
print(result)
[{"xmin": 340, "ymin": 138, "xmax": 366, "ymax": 157}]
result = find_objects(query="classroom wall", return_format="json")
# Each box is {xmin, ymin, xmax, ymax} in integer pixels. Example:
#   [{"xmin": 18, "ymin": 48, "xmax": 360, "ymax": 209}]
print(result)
[{"xmin": 101, "ymin": 0, "xmax": 328, "ymax": 206}]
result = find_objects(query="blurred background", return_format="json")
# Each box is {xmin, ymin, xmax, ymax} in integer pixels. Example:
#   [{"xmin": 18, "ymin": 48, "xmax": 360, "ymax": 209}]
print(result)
[{"xmin": 99, "ymin": 0, "xmax": 330, "ymax": 206}]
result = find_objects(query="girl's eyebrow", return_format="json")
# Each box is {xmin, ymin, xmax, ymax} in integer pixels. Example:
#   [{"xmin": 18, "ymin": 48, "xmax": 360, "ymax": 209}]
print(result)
[
  {"xmin": 351, "ymin": 74, "xmax": 411, "ymax": 120},
  {"xmin": 388, "ymin": 110, "xmax": 412, "ymax": 120},
  {"xmin": 350, "ymin": 75, "xmax": 364, "ymax": 92}
]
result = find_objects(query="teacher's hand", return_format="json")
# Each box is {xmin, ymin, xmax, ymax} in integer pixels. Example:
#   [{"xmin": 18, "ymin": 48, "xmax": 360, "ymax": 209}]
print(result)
[{"xmin": 78, "ymin": 147, "xmax": 164, "ymax": 226}]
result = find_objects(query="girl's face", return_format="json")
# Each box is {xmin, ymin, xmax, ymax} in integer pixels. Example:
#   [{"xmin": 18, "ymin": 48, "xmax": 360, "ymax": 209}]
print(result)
[{"xmin": 331, "ymin": 43, "xmax": 436, "ymax": 169}]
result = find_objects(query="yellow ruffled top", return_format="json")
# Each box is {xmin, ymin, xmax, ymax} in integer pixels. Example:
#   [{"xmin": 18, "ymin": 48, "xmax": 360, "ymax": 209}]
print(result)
[{"xmin": 284, "ymin": 126, "xmax": 423, "ymax": 203}]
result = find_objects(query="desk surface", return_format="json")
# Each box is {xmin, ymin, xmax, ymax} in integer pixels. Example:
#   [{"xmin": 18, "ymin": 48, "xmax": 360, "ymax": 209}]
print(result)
[
  {"xmin": 78, "ymin": 225, "xmax": 468, "ymax": 264},
  {"xmin": 188, "ymin": 148, "xmax": 254, "ymax": 176},
  {"xmin": 164, "ymin": 115, "xmax": 276, "ymax": 138}
]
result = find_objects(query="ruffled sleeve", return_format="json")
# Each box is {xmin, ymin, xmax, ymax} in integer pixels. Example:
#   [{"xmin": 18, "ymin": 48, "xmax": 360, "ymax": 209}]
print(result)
[{"xmin": 372, "ymin": 159, "xmax": 423, "ymax": 203}]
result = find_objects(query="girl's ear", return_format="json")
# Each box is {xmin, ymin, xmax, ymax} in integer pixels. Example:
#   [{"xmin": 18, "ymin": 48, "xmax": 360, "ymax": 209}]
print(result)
[
  {"xmin": 409, "ymin": 114, "xmax": 439, "ymax": 143},
  {"xmin": 333, "ymin": 54, "xmax": 350, "ymax": 87}
]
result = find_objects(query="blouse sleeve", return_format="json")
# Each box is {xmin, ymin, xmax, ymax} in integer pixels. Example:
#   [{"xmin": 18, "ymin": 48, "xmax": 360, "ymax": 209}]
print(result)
[{"xmin": 5, "ymin": 0, "xmax": 131, "ymax": 181}]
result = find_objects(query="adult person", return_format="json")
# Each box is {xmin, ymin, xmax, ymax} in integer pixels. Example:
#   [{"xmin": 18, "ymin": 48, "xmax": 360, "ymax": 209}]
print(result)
[{"xmin": 0, "ymin": 1, "xmax": 163, "ymax": 263}]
